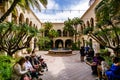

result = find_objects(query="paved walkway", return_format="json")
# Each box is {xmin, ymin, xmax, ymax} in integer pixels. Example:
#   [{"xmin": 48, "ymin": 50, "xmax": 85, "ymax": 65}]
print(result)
[{"xmin": 35, "ymin": 51, "xmax": 96, "ymax": 80}]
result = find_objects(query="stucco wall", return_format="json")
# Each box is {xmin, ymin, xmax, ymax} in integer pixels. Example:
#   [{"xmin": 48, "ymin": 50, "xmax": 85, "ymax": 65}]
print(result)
[{"xmin": 79, "ymin": 0, "xmax": 102, "ymax": 53}]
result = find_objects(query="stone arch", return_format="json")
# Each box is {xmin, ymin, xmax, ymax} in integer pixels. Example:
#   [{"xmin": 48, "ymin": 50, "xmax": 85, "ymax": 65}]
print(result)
[
  {"xmin": 87, "ymin": 21, "xmax": 90, "ymax": 27},
  {"xmin": 90, "ymin": 18, "xmax": 94, "ymax": 27},
  {"xmin": 83, "ymin": 23, "xmax": 86, "ymax": 28},
  {"xmin": 19, "ymin": 13, "xmax": 24, "ymax": 24},
  {"xmin": 63, "ymin": 30, "xmax": 67, "ymax": 37},
  {"xmin": 12, "ymin": 13, "xmax": 17, "ymax": 24},
  {"xmin": 33, "ymin": 24, "xmax": 35, "ymax": 27},
  {"xmin": 65, "ymin": 39, "xmax": 73, "ymax": 48},
  {"xmin": 11, "ymin": 8, "xmax": 18, "ymax": 24},
  {"xmin": 35, "ymin": 26, "xmax": 37, "ymax": 29},
  {"xmin": 26, "ymin": 18, "xmax": 29, "ymax": 24},
  {"xmin": 30, "ymin": 21, "xmax": 32, "ymax": 26},
  {"xmin": 55, "ymin": 39, "xmax": 63, "ymax": 48},
  {"xmin": 57, "ymin": 29, "xmax": 61, "ymax": 37}
]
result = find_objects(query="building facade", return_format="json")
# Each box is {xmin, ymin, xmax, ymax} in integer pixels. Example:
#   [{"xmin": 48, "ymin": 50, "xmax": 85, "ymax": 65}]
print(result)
[
  {"xmin": 0, "ymin": 0, "xmax": 103, "ymax": 54},
  {"xmin": 0, "ymin": 1, "xmax": 42, "ymax": 56},
  {"xmin": 79, "ymin": 0, "xmax": 102, "ymax": 53}
]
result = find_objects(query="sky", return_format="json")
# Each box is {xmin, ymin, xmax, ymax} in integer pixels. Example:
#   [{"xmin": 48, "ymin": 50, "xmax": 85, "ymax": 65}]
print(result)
[{"xmin": 33, "ymin": 0, "xmax": 90, "ymax": 23}]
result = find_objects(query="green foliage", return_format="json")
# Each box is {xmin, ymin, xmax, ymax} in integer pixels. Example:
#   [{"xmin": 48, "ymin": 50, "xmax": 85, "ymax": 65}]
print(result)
[
  {"xmin": 48, "ymin": 29, "xmax": 58, "ymax": 38},
  {"xmin": 0, "ymin": 0, "xmax": 48, "ymax": 22},
  {"xmin": 64, "ymin": 18, "xmax": 74, "ymax": 34},
  {"xmin": 0, "ymin": 55, "xmax": 15, "ymax": 80},
  {"xmin": 37, "ymin": 37, "xmax": 51, "ymax": 50},
  {"xmin": 86, "ymin": 0, "xmax": 120, "ymax": 56},
  {"xmin": 71, "ymin": 43, "xmax": 80, "ymax": 50},
  {"xmin": 64, "ymin": 17, "xmax": 83, "ymax": 37},
  {"xmin": 0, "ymin": 22, "xmax": 38, "ymax": 56},
  {"xmin": 83, "ymin": 27, "xmax": 93, "ymax": 34},
  {"xmin": 72, "ymin": 17, "xmax": 83, "ymax": 25},
  {"xmin": 44, "ymin": 22, "xmax": 53, "ymax": 31},
  {"xmin": 99, "ymin": 48, "xmax": 108, "ymax": 56}
]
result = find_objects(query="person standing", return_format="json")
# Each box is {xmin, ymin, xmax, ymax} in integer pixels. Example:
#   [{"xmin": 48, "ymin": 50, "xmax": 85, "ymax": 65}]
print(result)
[{"xmin": 80, "ymin": 46, "xmax": 85, "ymax": 62}]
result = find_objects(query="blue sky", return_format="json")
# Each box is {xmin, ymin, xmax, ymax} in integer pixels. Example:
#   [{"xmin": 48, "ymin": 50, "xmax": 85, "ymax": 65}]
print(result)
[{"xmin": 33, "ymin": 0, "xmax": 90, "ymax": 23}]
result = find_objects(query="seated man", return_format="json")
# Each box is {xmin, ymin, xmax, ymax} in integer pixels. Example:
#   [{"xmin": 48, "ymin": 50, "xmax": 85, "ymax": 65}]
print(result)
[
  {"xmin": 29, "ymin": 54, "xmax": 43, "ymax": 75},
  {"xmin": 25, "ymin": 56, "xmax": 39, "ymax": 79}
]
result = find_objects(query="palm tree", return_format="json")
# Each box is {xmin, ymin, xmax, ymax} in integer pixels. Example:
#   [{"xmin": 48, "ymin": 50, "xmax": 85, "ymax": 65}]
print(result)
[
  {"xmin": 39, "ymin": 28, "xmax": 45, "ymax": 37},
  {"xmin": 48, "ymin": 29, "xmax": 58, "ymax": 39},
  {"xmin": 43, "ymin": 22, "xmax": 53, "ymax": 36},
  {"xmin": 64, "ymin": 18, "xmax": 74, "ymax": 36},
  {"xmin": 72, "ymin": 17, "xmax": 83, "ymax": 42},
  {"xmin": 0, "ymin": 0, "xmax": 48, "ymax": 23}
]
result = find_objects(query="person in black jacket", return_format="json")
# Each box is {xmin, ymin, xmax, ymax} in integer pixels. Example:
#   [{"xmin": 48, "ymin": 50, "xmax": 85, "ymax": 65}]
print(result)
[{"xmin": 80, "ymin": 46, "xmax": 85, "ymax": 62}]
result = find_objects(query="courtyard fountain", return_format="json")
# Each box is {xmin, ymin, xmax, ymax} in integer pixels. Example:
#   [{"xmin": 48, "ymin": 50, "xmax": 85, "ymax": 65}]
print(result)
[{"xmin": 48, "ymin": 43, "xmax": 72, "ymax": 54}]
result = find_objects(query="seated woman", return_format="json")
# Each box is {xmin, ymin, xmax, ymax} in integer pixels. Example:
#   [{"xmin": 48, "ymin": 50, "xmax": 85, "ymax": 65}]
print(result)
[
  {"xmin": 11, "ymin": 57, "xmax": 30, "ymax": 80},
  {"xmin": 86, "ymin": 53, "xmax": 103, "ymax": 75},
  {"xmin": 105, "ymin": 57, "xmax": 120, "ymax": 80},
  {"xmin": 96, "ymin": 57, "xmax": 110, "ymax": 80}
]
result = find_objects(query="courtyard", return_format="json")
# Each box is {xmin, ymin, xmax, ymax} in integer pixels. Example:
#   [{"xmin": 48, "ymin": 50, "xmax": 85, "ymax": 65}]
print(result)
[
  {"xmin": 0, "ymin": 0, "xmax": 120, "ymax": 80},
  {"xmin": 35, "ymin": 51, "xmax": 96, "ymax": 80}
]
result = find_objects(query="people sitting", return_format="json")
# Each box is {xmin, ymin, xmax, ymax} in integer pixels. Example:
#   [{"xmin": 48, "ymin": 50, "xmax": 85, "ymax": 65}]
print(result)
[
  {"xmin": 86, "ymin": 53, "xmax": 103, "ymax": 75},
  {"xmin": 38, "ymin": 56, "xmax": 48, "ymax": 71},
  {"xmin": 105, "ymin": 57, "xmax": 120, "ymax": 80},
  {"xmin": 11, "ymin": 57, "xmax": 30, "ymax": 80},
  {"xmin": 96, "ymin": 57, "xmax": 110, "ymax": 80},
  {"xmin": 29, "ymin": 54, "xmax": 44, "ymax": 75},
  {"xmin": 25, "ymin": 56, "xmax": 39, "ymax": 79}
]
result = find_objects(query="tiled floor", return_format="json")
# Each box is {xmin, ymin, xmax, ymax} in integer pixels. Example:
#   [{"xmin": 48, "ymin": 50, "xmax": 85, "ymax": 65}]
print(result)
[{"xmin": 36, "ymin": 51, "xmax": 96, "ymax": 80}]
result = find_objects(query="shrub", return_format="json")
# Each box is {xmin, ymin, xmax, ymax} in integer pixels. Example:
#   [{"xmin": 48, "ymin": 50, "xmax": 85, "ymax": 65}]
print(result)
[{"xmin": 0, "ymin": 55, "xmax": 15, "ymax": 80}]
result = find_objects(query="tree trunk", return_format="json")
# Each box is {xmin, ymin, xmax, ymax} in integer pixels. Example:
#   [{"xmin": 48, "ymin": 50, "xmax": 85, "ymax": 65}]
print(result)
[
  {"xmin": 7, "ymin": 51, "xmax": 13, "ymax": 57},
  {"xmin": 0, "ymin": 0, "xmax": 19, "ymax": 23}
]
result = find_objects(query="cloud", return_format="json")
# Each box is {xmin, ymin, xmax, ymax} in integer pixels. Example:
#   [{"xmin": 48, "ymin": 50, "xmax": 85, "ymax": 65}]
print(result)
[
  {"xmin": 33, "ymin": 0, "xmax": 89, "ymax": 23},
  {"xmin": 46, "ymin": 0, "xmax": 59, "ymax": 9}
]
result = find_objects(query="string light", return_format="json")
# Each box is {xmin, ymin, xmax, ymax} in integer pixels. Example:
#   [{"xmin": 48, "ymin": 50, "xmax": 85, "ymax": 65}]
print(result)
[{"xmin": 34, "ymin": 9, "xmax": 87, "ymax": 13}]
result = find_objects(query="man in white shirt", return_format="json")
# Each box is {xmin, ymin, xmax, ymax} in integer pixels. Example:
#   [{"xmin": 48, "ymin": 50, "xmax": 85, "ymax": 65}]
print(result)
[{"xmin": 25, "ymin": 56, "xmax": 38, "ymax": 79}]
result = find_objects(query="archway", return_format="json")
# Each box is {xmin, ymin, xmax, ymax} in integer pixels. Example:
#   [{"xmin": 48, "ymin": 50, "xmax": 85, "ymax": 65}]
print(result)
[
  {"xmin": 63, "ymin": 30, "xmax": 67, "ymax": 37},
  {"xmin": 55, "ymin": 39, "xmax": 63, "ymax": 48},
  {"xmin": 90, "ymin": 18, "xmax": 94, "ymax": 27},
  {"xmin": 26, "ymin": 18, "xmax": 29, "ymax": 24},
  {"xmin": 65, "ymin": 39, "xmax": 73, "ymax": 49},
  {"xmin": 19, "ymin": 13, "xmax": 24, "ymax": 24},
  {"xmin": 57, "ymin": 30, "xmax": 61, "ymax": 37}
]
